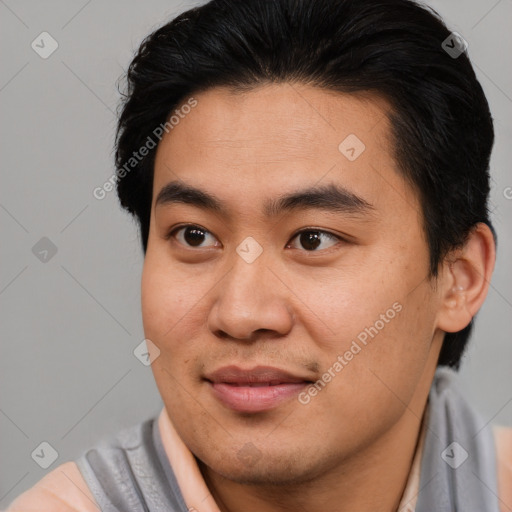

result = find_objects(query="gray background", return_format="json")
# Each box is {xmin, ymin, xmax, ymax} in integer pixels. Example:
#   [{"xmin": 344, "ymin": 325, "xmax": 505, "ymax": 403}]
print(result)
[{"xmin": 1, "ymin": 0, "xmax": 511, "ymax": 506}]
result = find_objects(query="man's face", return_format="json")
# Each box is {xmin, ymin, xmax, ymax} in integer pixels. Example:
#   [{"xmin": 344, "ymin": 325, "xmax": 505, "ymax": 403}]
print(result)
[{"xmin": 142, "ymin": 84, "xmax": 444, "ymax": 484}]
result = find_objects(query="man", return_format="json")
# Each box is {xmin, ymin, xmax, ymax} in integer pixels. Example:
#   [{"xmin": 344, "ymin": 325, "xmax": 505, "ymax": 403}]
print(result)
[{"xmin": 6, "ymin": 0, "xmax": 511, "ymax": 510}]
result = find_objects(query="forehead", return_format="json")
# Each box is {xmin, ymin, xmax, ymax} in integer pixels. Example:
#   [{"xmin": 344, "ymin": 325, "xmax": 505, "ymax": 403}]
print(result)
[
  {"xmin": 159, "ymin": 84, "xmax": 391, "ymax": 159},
  {"xmin": 152, "ymin": 83, "xmax": 419, "ymax": 221}
]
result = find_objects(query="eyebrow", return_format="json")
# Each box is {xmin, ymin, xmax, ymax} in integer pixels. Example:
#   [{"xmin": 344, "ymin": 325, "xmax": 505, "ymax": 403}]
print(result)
[{"xmin": 155, "ymin": 180, "xmax": 375, "ymax": 218}]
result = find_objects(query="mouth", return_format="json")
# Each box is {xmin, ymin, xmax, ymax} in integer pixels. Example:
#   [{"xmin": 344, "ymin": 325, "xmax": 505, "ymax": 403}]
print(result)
[{"xmin": 204, "ymin": 365, "xmax": 314, "ymax": 413}]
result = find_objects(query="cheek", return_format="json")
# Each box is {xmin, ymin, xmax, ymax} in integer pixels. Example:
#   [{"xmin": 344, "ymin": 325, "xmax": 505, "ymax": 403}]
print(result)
[
  {"xmin": 141, "ymin": 256, "xmax": 206, "ymax": 413},
  {"xmin": 140, "ymin": 250, "xmax": 222, "ymax": 386},
  {"xmin": 289, "ymin": 263, "xmax": 404, "ymax": 351},
  {"xmin": 304, "ymin": 263, "xmax": 436, "ymax": 408},
  {"xmin": 320, "ymin": 286, "xmax": 436, "ymax": 418},
  {"xmin": 141, "ymin": 252, "xmax": 203, "ymax": 340},
  {"xmin": 141, "ymin": 261, "xmax": 173, "ymax": 340}
]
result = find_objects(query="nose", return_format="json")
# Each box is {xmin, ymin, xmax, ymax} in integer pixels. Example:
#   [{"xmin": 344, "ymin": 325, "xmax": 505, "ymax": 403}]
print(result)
[{"xmin": 207, "ymin": 253, "xmax": 294, "ymax": 341}]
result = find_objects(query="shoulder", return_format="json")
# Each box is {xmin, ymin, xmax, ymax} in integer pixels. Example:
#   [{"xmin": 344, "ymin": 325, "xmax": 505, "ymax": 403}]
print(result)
[
  {"xmin": 5, "ymin": 461, "xmax": 99, "ymax": 512},
  {"xmin": 5, "ymin": 416, "xmax": 161, "ymax": 512},
  {"xmin": 494, "ymin": 426, "xmax": 512, "ymax": 512}
]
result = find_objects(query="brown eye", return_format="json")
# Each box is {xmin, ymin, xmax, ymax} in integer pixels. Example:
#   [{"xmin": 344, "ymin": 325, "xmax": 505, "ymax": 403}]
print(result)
[
  {"xmin": 170, "ymin": 225, "xmax": 219, "ymax": 248},
  {"xmin": 288, "ymin": 230, "xmax": 340, "ymax": 252}
]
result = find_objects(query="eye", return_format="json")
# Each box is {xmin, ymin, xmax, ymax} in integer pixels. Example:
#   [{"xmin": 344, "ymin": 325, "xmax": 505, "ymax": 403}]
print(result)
[
  {"xmin": 167, "ymin": 225, "xmax": 343, "ymax": 252},
  {"xmin": 167, "ymin": 224, "xmax": 220, "ymax": 248},
  {"xmin": 287, "ymin": 229, "xmax": 342, "ymax": 252}
]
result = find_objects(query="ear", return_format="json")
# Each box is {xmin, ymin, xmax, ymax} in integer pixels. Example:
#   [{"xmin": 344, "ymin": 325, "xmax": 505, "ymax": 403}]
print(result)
[{"xmin": 436, "ymin": 222, "xmax": 496, "ymax": 333}]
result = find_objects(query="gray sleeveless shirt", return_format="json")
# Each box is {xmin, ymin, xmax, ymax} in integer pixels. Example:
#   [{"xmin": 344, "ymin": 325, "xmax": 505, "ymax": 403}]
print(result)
[{"xmin": 75, "ymin": 367, "xmax": 500, "ymax": 511}]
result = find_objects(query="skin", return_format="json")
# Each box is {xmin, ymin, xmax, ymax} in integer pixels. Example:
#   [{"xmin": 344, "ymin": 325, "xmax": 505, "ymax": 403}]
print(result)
[
  {"xmin": 140, "ymin": 83, "xmax": 495, "ymax": 512},
  {"xmin": 5, "ymin": 84, "xmax": 501, "ymax": 512}
]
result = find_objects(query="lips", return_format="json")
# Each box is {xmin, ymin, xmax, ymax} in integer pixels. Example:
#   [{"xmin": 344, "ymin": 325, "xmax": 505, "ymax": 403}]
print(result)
[{"xmin": 204, "ymin": 365, "xmax": 313, "ymax": 413}]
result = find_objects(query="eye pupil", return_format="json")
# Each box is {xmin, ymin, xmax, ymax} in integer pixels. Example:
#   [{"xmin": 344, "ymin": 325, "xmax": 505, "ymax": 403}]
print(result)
[
  {"xmin": 300, "ymin": 231, "xmax": 321, "ymax": 251},
  {"xmin": 184, "ymin": 227, "xmax": 205, "ymax": 247}
]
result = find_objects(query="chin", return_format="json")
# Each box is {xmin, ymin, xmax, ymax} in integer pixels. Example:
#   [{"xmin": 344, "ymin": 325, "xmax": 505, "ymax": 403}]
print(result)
[{"xmin": 197, "ymin": 445, "xmax": 331, "ymax": 487}]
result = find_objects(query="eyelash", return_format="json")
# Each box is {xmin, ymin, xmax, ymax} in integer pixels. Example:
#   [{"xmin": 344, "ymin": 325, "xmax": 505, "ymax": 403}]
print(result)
[{"xmin": 165, "ymin": 224, "xmax": 345, "ymax": 252}]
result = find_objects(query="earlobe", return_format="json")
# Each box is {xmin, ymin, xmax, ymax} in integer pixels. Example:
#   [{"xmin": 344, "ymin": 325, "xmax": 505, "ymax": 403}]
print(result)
[{"xmin": 436, "ymin": 223, "xmax": 496, "ymax": 333}]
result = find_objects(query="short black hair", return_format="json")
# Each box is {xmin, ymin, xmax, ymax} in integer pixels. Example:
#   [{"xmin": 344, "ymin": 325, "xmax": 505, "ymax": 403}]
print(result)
[{"xmin": 114, "ymin": 0, "xmax": 495, "ymax": 369}]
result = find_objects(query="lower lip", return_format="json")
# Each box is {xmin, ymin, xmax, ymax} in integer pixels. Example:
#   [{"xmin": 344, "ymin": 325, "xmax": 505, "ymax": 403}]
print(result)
[{"xmin": 208, "ymin": 381, "xmax": 308, "ymax": 413}]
